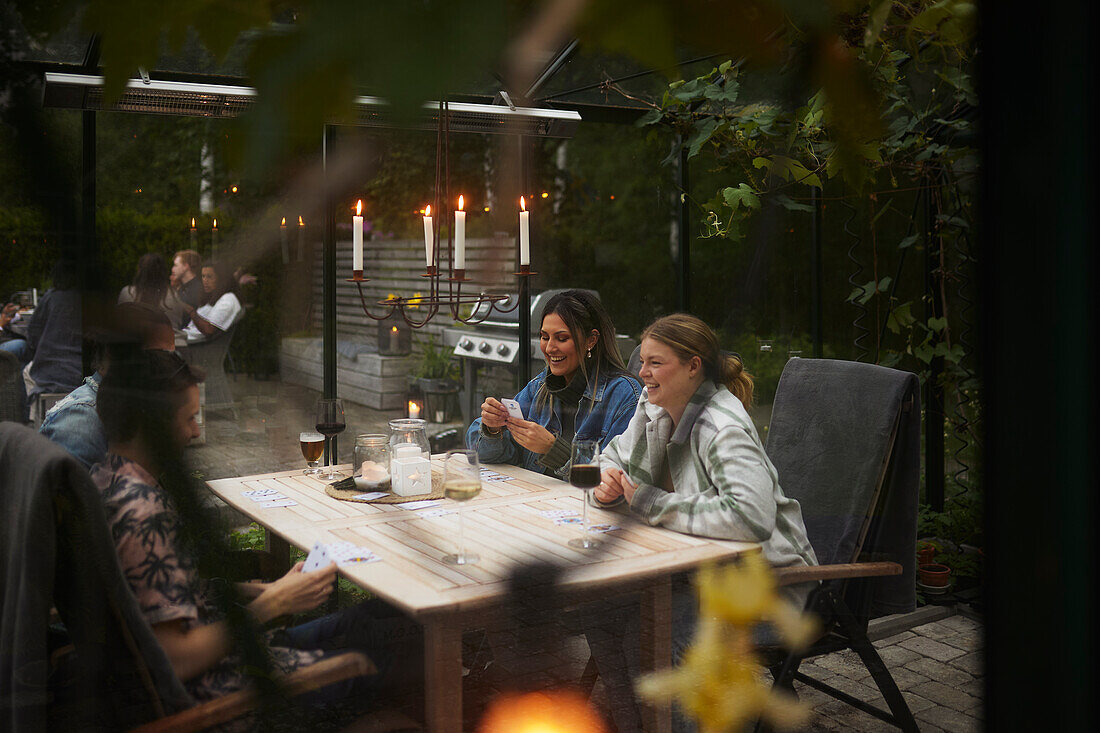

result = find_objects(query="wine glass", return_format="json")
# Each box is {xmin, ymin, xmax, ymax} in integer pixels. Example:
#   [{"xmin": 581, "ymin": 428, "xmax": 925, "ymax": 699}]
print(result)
[
  {"xmin": 567, "ymin": 439, "xmax": 601, "ymax": 551},
  {"xmin": 314, "ymin": 398, "xmax": 346, "ymax": 481},
  {"xmin": 441, "ymin": 449, "xmax": 482, "ymax": 566},
  {"xmin": 300, "ymin": 431, "xmax": 324, "ymax": 475}
]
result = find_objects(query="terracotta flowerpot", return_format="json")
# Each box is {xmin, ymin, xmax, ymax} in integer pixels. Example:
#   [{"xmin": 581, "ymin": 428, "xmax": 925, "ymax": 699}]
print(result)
[
  {"xmin": 918, "ymin": 563, "xmax": 951, "ymax": 588},
  {"xmin": 916, "ymin": 544, "xmax": 936, "ymax": 565}
]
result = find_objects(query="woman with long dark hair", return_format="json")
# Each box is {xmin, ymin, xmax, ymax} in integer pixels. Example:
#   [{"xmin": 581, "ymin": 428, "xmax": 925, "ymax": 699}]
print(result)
[
  {"xmin": 180, "ymin": 260, "xmax": 242, "ymax": 344},
  {"xmin": 464, "ymin": 289, "xmax": 641, "ymax": 479},
  {"xmin": 119, "ymin": 253, "xmax": 186, "ymax": 328}
]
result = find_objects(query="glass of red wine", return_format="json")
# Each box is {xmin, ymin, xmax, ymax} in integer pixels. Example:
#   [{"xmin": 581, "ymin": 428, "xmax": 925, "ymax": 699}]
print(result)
[
  {"xmin": 567, "ymin": 439, "xmax": 602, "ymax": 550},
  {"xmin": 314, "ymin": 398, "xmax": 346, "ymax": 481}
]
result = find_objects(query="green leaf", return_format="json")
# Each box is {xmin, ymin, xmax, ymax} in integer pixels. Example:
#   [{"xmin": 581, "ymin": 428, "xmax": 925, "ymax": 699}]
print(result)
[
  {"xmin": 913, "ymin": 343, "xmax": 935, "ymax": 364},
  {"xmin": 876, "ymin": 276, "xmax": 893, "ymax": 293},
  {"xmin": 774, "ymin": 194, "xmax": 814, "ymax": 212},
  {"xmin": 886, "ymin": 302, "xmax": 917, "ymax": 334},
  {"xmin": 928, "ymin": 317, "xmax": 949, "ymax": 332},
  {"xmin": 898, "ymin": 234, "xmax": 919, "ymax": 249},
  {"xmin": 864, "ymin": 0, "xmax": 893, "ymax": 47},
  {"xmin": 686, "ymin": 118, "xmax": 721, "ymax": 158},
  {"xmin": 722, "ymin": 183, "xmax": 760, "ymax": 211},
  {"xmin": 636, "ymin": 109, "xmax": 664, "ymax": 127},
  {"xmin": 718, "ymin": 60, "xmax": 733, "ymax": 74}
]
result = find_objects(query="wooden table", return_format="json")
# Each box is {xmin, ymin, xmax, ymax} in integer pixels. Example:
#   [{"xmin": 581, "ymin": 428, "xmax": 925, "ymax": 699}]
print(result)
[{"xmin": 207, "ymin": 461, "xmax": 758, "ymax": 733}]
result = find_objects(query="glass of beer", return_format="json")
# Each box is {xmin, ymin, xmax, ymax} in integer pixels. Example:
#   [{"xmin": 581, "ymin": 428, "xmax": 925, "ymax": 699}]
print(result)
[
  {"xmin": 441, "ymin": 449, "xmax": 481, "ymax": 566},
  {"xmin": 567, "ymin": 439, "xmax": 601, "ymax": 550},
  {"xmin": 300, "ymin": 431, "xmax": 324, "ymax": 475}
]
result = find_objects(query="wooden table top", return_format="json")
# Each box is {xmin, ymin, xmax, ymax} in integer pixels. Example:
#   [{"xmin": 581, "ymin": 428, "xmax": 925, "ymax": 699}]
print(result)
[{"xmin": 207, "ymin": 460, "xmax": 758, "ymax": 619}]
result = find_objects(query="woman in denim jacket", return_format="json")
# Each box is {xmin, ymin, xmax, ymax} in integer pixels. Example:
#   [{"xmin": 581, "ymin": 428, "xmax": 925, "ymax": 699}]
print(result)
[{"xmin": 464, "ymin": 290, "xmax": 641, "ymax": 479}]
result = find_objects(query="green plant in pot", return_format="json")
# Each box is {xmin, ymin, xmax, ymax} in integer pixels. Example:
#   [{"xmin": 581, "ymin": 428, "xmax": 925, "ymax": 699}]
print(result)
[{"xmin": 411, "ymin": 334, "xmax": 460, "ymax": 392}]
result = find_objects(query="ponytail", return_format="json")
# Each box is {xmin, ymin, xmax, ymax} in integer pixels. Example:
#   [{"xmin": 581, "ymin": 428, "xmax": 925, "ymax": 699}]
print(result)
[{"xmin": 718, "ymin": 352, "xmax": 754, "ymax": 410}]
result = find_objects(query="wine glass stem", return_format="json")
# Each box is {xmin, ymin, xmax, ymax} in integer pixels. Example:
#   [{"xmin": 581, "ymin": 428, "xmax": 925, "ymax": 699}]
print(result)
[
  {"xmin": 458, "ymin": 511, "xmax": 467, "ymax": 563},
  {"xmin": 582, "ymin": 490, "xmax": 590, "ymax": 547}
]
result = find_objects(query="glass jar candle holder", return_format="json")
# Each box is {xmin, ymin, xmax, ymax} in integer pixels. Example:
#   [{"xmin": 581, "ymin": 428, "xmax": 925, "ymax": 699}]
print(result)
[{"xmin": 353, "ymin": 434, "xmax": 391, "ymax": 490}]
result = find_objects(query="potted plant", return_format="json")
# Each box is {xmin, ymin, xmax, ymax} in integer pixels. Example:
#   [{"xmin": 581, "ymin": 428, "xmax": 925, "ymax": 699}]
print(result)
[
  {"xmin": 410, "ymin": 334, "xmax": 461, "ymax": 422},
  {"xmin": 917, "ymin": 563, "xmax": 952, "ymax": 589}
]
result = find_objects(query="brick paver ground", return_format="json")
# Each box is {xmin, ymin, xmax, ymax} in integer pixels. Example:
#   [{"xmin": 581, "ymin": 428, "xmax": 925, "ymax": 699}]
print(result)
[{"xmin": 193, "ymin": 376, "xmax": 984, "ymax": 732}]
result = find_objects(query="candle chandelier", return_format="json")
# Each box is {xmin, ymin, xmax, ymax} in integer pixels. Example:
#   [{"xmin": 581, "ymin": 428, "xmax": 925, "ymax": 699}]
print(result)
[{"xmin": 347, "ymin": 101, "xmax": 534, "ymax": 328}]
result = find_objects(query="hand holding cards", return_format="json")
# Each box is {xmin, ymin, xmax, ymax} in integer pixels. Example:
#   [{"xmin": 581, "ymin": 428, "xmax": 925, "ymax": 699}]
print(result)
[
  {"xmin": 304, "ymin": 540, "xmax": 380, "ymax": 572},
  {"xmin": 500, "ymin": 398, "xmax": 524, "ymax": 420}
]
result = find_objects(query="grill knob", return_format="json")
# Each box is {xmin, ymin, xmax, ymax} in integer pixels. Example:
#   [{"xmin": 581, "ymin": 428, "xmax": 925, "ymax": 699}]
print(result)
[
  {"xmin": 458, "ymin": 338, "xmax": 473, "ymax": 350},
  {"xmin": 478, "ymin": 341, "xmax": 491, "ymax": 354},
  {"xmin": 496, "ymin": 344, "xmax": 511, "ymax": 357}
]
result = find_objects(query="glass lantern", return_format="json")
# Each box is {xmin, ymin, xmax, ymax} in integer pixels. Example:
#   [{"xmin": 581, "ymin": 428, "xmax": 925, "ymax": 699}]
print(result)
[{"xmin": 353, "ymin": 434, "xmax": 391, "ymax": 490}]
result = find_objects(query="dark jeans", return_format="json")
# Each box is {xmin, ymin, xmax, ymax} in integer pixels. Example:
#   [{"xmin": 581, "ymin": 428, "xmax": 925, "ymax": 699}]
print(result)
[
  {"xmin": 274, "ymin": 600, "xmax": 424, "ymax": 710},
  {"xmin": 581, "ymin": 574, "xmax": 698, "ymax": 733}
]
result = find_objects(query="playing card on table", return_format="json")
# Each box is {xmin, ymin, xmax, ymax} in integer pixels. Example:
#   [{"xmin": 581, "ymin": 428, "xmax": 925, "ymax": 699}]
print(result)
[
  {"xmin": 396, "ymin": 499, "xmax": 443, "ymax": 511},
  {"xmin": 261, "ymin": 498, "xmax": 297, "ymax": 508},
  {"xmin": 588, "ymin": 523, "xmax": 622, "ymax": 533},
  {"xmin": 352, "ymin": 491, "xmax": 388, "ymax": 501},
  {"xmin": 539, "ymin": 509, "xmax": 579, "ymax": 519},
  {"xmin": 555, "ymin": 516, "xmax": 584, "ymax": 526},
  {"xmin": 243, "ymin": 488, "xmax": 281, "ymax": 501},
  {"xmin": 327, "ymin": 542, "xmax": 380, "ymax": 566},
  {"xmin": 418, "ymin": 508, "xmax": 455, "ymax": 519}
]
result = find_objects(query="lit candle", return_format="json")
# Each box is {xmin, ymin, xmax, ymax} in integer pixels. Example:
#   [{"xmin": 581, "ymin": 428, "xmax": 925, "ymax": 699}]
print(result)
[
  {"xmin": 408, "ymin": 401, "xmax": 421, "ymax": 420},
  {"xmin": 352, "ymin": 200, "xmax": 364, "ymax": 274},
  {"xmin": 389, "ymin": 325, "xmax": 399, "ymax": 352},
  {"xmin": 297, "ymin": 216, "xmax": 305, "ymax": 261},
  {"xmin": 422, "ymin": 205, "xmax": 434, "ymax": 268},
  {"xmin": 280, "ymin": 217, "xmax": 289, "ymax": 264},
  {"xmin": 211, "ymin": 218, "xmax": 218, "ymax": 254},
  {"xmin": 190, "ymin": 217, "xmax": 197, "ymax": 248},
  {"xmin": 454, "ymin": 195, "xmax": 466, "ymax": 270},
  {"xmin": 519, "ymin": 196, "xmax": 530, "ymax": 266}
]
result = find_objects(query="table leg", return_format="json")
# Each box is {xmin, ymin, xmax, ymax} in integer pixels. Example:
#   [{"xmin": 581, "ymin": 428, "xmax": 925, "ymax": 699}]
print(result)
[
  {"xmin": 265, "ymin": 531, "xmax": 290, "ymax": 570},
  {"xmin": 424, "ymin": 619, "xmax": 463, "ymax": 733},
  {"xmin": 640, "ymin": 578, "xmax": 672, "ymax": 733}
]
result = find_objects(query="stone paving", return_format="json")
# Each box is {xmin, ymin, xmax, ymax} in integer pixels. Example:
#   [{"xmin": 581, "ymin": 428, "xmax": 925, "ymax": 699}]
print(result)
[{"xmin": 191, "ymin": 376, "xmax": 984, "ymax": 732}]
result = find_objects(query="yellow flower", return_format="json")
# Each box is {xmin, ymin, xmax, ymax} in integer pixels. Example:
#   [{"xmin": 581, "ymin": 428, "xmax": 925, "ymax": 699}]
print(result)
[
  {"xmin": 635, "ymin": 556, "xmax": 818, "ymax": 731},
  {"xmin": 407, "ymin": 292, "xmax": 424, "ymax": 309}
]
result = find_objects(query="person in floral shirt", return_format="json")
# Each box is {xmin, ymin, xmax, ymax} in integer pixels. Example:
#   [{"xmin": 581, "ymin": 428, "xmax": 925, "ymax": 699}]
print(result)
[{"xmin": 91, "ymin": 349, "xmax": 409, "ymax": 709}]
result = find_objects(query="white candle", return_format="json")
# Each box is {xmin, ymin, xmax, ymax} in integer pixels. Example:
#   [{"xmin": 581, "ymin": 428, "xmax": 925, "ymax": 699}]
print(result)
[
  {"xmin": 390, "ymin": 326, "xmax": 399, "ymax": 352},
  {"xmin": 519, "ymin": 196, "xmax": 530, "ymax": 266},
  {"xmin": 408, "ymin": 401, "xmax": 421, "ymax": 420},
  {"xmin": 190, "ymin": 217, "xmax": 197, "ymax": 248},
  {"xmin": 279, "ymin": 217, "xmax": 289, "ymax": 264},
  {"xmin": 211, "ymin": 219, "xmax": 218, "ymax": 253},
  {"xmin": 422, "ymin": 205, "xmax": 434, "ymax": 267},
  {"xmin": 297, "ymin": 216, "xmax": 305, "ymax": 261},
  {"xmin": 352, "ymin": 200, "xmax": 364, "ymax": 272},
  {"xmin": 454, "ymin": 195, "xmax": 466, "ymax": 270}
]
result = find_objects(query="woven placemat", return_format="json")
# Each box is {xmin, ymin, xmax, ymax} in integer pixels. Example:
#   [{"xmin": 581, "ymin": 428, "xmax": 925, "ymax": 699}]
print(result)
[{"xmin": 324, "ymin": 469, "xmax": 446, "ymax": 503}]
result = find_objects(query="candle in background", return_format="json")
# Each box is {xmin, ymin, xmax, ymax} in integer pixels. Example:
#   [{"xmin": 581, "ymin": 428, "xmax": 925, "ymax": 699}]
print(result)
[
  {"xmin": 389, "ymin": 325, "xmax": 399, "ymax": 352},
  {"xmin": 297, "ymin": 216, "xmax": 305, "ymax": 261},
  {"xmin": 211, "ymin": 218, "xmax": 218, "ymax": 254},
  {"xmin": 454, "ymin": 195, "xmax": 466, "ymax": 270},
  {"xmin": 519, "ymin": 196, "xmax": 530, "ymax": 266},
  {"xmin": 280, "ymin": 217, "xmax": 289, "ymax": 264},
  {"xmin": 32, "ymin": 288, "xmax": 37, "ymax": 307},
  {"xmin": 422, "ymin": 205, "xmax": 434, "ymax": 267},
  {"xmin": 352, "ymin": 200, "xmax": 364, "ymax": 274},
  {"xmin": 408, "ymin": 401, "xmax": 421, "ymax": 420},
  {"xmin": 190, "ymin": 217, "xmax": 197, "ymax": 248}
]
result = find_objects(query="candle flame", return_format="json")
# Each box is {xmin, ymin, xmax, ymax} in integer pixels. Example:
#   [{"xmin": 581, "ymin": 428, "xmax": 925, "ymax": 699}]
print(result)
[
  {"xmin": 212, "ymin": 219, "xmax": 217, "ymax": 229},
  {"xmin": 281, "ymin": 217, "xmax": 286, "ymax": 226},
  {"xmin": 299, "ymin": 216, "xmax": 304, "ymax": 226},
  {"xmin": 520, "ymin": 196, "xmax": 526, "ymax": 212},
  {"xmin": 391, "ymin": 326, "xmax": 398, "ymax": 333},
  {"xmin": 458, "ymin": 195, "xmax": 464, "ymax": 211},
  {"xmin": 191, "ymin": 217, "xmax": 196, "ymax": 227},
  {"xmin": 355, "ymin": 200, "xmax": 363, "ymax": 216},
  {"xmin": 424, "ymin": 204, "xmax": 431, "ymax": 217}
]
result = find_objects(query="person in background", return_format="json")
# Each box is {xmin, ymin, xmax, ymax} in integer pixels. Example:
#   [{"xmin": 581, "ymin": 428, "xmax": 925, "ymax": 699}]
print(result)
[
  {"xmin": 91, "ymin": 349, "xmax": 414, "ymax": 710},
  {"xmin": 464, "ymin": 290, "xmax": 641, "ymax": 480},
  {"xmin": 119, "ymin": 253, "xmax": 187, "ymax": 330},
  {"xmin": 39, "ymin": 303, "xmax": 176, "ymax": 469},
  {"xmin": 20, "ymin": 261, "xmax": 84, "ymax": 420},
  {"xmin": 171, "ymin": 249, "xmax": 203, "ymax": 328},
  {"xmin": 0, "ymin": 300, "xmax": 25, "ymax": 353},
  {"xmin": 181, "ymin": 260, "xmax": 243, "ymax": 344}
]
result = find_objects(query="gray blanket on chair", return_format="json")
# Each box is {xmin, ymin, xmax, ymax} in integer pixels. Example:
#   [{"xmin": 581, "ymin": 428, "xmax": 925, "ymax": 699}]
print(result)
[{"xmin": 766, "ymin": 358, "xmax": 920, "ymax": 618}]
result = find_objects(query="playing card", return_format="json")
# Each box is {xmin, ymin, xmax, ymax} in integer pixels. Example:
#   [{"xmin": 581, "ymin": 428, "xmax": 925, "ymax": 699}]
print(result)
[
  {"xmin": 243, "ymin": 488, "xmax": 280, "ymax": 501},
  {"xmin": 261, "ymin": 498, "xmax": 297, "ymax": 508},
  {"xmin": 352, "ymin": 491, "xmax": 388, "ymax": 501},
  {"xmin": 302, "ymin": 542, "xmax": 331, "ymax": 572},
  {"xmin": 556, "ymin": 517, "xmax": 584, "ymax": 526},
  {"xmin": 500, "ymin": 398, "xmax": 523, "ymax": 420},
  {"xmin": 588, "ymin": 523, "xmax": 621, "ymax": 533},
  {"xmin": 418, "ymin": 508, "xmax": 455, "ymax": 518},
  {"xmin": 396, "ymin": 499, "xmax": 443, "ymax": 510},
  {"xmin": 539, "ymin": 509, "xmax": 579, "ymax": 518}
]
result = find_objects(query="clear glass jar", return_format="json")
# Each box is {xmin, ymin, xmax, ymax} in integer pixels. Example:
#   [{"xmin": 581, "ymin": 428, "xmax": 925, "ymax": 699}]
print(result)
[
  {"xmin": 388, "ymin": 418, "xmax": 431, "ymax": 470},
  {"xmin": 353, "ymin": 434, "xmax": 391, "ymax": 490}
]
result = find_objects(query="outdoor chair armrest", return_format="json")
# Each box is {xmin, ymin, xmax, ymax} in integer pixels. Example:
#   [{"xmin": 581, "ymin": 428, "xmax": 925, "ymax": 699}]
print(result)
[
  {"xmin": 774, "ymin": 561, "xmax": 902, "ymax": 587},
  {"xmin": 130, "ymin": 651, "xmax": 375, "ymax": 733}
]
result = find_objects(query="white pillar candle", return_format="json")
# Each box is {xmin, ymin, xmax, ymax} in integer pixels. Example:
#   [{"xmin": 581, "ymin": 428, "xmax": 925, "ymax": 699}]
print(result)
[
  {"xmin": 422, "ymin": 205, "xmax": 434, "ymax": 267},
  {"xmin": 211, "ymin": 219, "xmax": 218, "ymax": 254},
  {"xmin": 352, "ymin": 200, "xmax": 364, "ymax": 272},
  {"xmin": 454, "ymin": 195, "xmax": 466, "ymax": 270},
  {"xmin": 408, "ymin": 400, "xmax": 421, "ymax": 419},
  {"xmin": 519, "ymin": 196, "xmax": 530, "ymax": 266},
  {"xmin": 297, "ymin": 216, "xmax": 305, "ymax": 261},
  {"xmin": 190, "ymin": 217, "xmax": 197, "ymax": 248},
  {"xmin": 279, "ymin": 217, "xmax": 289, "ymax": 264}
]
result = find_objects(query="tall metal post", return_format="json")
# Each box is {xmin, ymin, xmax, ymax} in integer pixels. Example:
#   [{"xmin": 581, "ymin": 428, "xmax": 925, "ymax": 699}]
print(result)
[
  {"xmin": 322, "ymin": 125, "xmax": 339, "ymax": 463},
  {"xmin": 810, "ymin": 186, "xmax": 823, "ymax": 358},
  {"xmin": 517, "ymin": 134, "xmax": 532, "ymax": 387},
  {"xmin": 924, "ymin": 182, "xmax": 945, "ymax": 511},
  {"xmin": 675, "ymin": 142, "xmax": 691, "ymax": 312}
]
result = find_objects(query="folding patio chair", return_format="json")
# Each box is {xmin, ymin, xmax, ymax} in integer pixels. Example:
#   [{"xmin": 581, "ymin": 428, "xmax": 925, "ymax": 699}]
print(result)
[
  {"xmin": 759, "ymin": 357, "xmax": 922, "ymax": 731},
  {"xmin": 0, "ymin": 423, "xmax": 376, "ymax": 732}
]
